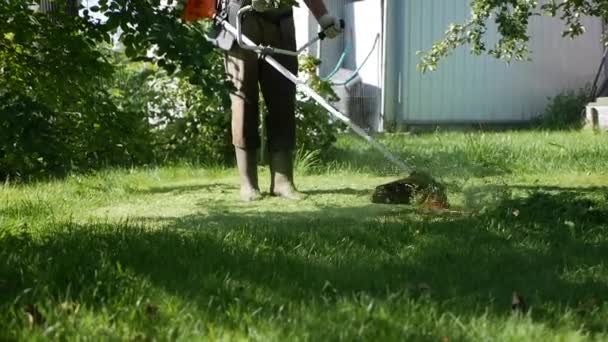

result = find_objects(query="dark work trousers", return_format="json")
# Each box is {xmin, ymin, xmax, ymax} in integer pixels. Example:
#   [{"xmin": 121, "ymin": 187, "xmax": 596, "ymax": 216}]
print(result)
[{"xmin": 224, "ymin": 10, "xmax": 298, "ymax": 152}]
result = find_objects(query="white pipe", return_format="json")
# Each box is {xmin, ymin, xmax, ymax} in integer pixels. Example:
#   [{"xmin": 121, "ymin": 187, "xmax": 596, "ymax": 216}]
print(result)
[
  {"xmin": 380, "ymin": 0, "xmax": 388, "ymax": 132},
  {"xmin": 380, "ymin": 0, "xmax": 391, "ymax": 130}
]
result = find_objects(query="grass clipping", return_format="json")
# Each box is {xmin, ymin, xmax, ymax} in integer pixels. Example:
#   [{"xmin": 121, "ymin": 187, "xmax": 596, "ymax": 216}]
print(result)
[{"xmin": 371, "ymin": 171, "xmax": 449, "ymax": 209}]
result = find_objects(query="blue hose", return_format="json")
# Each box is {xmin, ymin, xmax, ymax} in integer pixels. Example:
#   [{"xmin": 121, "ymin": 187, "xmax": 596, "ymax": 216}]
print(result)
[
  {"xmin": 320, "ymin": 43, "xmax": 351, "ymax": 81},
  {"xmin": 331, "ymin": 34, "xmax": 380, "ymax": 86}
]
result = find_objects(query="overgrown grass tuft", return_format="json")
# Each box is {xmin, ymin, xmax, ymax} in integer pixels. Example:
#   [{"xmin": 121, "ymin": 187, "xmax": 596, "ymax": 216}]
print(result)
[
  {"xmin": 329, "ymin": 130, "xmax": 608, "ymax": 177},
  {"xmin": 1, "ymin": 131, "xmax": 608, "ymax": 341}
]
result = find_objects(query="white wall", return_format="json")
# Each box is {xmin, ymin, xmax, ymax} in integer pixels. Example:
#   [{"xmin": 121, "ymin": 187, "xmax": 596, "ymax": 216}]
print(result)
[
  {"xmin": 293, "ymin": 1, "xmax": 319, "ymax": 57},
  {"xmin": 344, "ymin": 0, "xmax": 382, "ymax": 88}
]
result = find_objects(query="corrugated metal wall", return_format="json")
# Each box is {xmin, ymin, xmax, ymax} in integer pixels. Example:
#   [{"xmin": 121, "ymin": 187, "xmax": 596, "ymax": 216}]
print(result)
[{"xmin": 384, "ymin": 0, "xmax": 604, "ymax": 125}]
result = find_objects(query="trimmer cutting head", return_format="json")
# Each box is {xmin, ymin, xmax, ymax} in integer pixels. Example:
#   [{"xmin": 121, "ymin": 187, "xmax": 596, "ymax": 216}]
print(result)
[{"xmin": 371, "ymin": 171, "xmax": 449, "ymax": 209}]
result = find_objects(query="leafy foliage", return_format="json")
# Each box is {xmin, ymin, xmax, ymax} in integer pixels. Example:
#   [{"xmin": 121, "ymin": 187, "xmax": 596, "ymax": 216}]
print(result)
[
  {"xmin": 0, "ymin": 0, "xmax": 152, "ymax": 179},
  {"xmin": 537, "ymin": 88, "xmax": 592, "ymax": 130},
  {"xmin": 144, "ymin": 60, "xmax": 233, "ymax": 164},
  {"xmin": 418, "ymin": 0, "xmax": 608, "ymax": 71},
  {"xmin": 295, "ymin": 56, "xmax": 344, "ymax": 154},
  {"xmin": 0, "ymin": 0, "xmax": 343, "ymax": 180},
  {"xmin": 86, "ymin": 0, "xmax": 231, "ymax": 98},
  {"xmin": 0, "ymin": 0, "xmax": 234, "ymax": 179}
]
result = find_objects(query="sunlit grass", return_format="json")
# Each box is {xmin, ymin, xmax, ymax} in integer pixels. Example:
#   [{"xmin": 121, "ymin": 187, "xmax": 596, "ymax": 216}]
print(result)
[{"xmin": 1, "ymin": 131, "xmax": 608, "ymax": 341}]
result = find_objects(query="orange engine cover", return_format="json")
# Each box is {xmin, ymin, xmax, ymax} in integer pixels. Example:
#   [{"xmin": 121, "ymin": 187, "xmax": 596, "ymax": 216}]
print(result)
[{"xmin": 182, "ymin": 0, "xmax": 217, "ymax": 21}]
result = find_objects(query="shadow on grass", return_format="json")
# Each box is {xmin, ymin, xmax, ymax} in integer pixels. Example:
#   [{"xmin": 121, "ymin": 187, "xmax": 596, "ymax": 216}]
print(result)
[
  {"xmin": 134, "ymin": 182, "xmax": 372, "ymax": 198},
  {"xmin": 133, "ymin": 183, "xmax": 237, "ymax": 195},
  {"xmin": 303, "ymin": 187, "xmax": 372, "ymax": 197},
  {"xmin": 507, "ymin": 184, "xmax": 608, "ymax": 194},
  {"xmin": 1, "ymin": 186, "xmax": 608, "ymax": 337}
]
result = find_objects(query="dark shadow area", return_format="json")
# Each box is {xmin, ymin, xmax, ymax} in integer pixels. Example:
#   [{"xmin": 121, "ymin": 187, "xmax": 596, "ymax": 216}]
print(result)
[
  {"xmin": 1, "ymin": 186, "xmax": 608, "ymax": 337},
  {"xmin": 506, "ymin": 184, "xmax": 608, "ymax": 194},
  {"xmin": 133, "ymin": 183, "xmax": 237, "ymax": 195},
  {"xmin": 462, "ymin": 184, "xmax": 608, "ymax": 214},
  {"xmin": 303, "ymin": 187, "xmax": 371, "ymax": 197}
]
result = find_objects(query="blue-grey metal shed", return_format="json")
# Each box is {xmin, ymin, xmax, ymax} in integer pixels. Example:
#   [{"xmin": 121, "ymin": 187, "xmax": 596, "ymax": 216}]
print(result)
[{"xmin": 383, "ymin": 0, "xmax": 604, "ymax": 127}]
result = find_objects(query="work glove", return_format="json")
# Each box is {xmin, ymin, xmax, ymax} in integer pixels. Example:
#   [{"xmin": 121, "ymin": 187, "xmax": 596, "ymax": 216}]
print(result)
[
  {"xmin": 251, "ymin": 0, "xmax": 271, "ymax": 12},
  {"xmin": 317, "ymin": 13, "xmax": 342, "ymax": 39}
]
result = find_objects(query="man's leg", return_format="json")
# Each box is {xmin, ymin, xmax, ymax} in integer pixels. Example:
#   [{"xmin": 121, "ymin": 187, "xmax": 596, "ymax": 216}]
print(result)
[
  {"xmin": 259, "ymin": 15, "xmax": 305, "ymax": 200},
  {"xmin": 225, "ymin": 47, "xmax": 263, "ymax": 202}
]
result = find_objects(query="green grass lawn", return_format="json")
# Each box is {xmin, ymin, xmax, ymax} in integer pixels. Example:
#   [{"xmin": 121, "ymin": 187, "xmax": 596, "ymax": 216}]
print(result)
[{"xmin": 1, "ymin": 131, "xmax": 608, "ymax": 341}]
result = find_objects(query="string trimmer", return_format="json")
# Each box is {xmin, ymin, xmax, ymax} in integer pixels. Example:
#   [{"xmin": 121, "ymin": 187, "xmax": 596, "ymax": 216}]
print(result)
[{"xmin": 182, "ymin": 0, "xmax": 449, "ymax": 209}]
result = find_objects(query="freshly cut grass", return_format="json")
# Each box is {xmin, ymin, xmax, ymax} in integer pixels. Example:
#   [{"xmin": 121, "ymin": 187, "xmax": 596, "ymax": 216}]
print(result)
[{"xmin": 1, "ymin": 131, "xmax": 608, "ymax": 341}]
